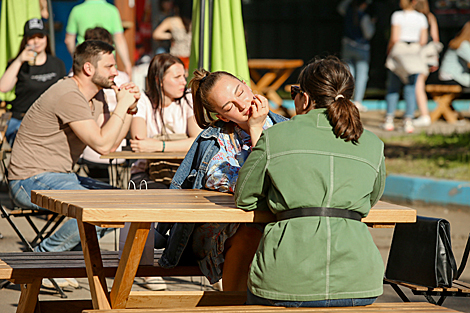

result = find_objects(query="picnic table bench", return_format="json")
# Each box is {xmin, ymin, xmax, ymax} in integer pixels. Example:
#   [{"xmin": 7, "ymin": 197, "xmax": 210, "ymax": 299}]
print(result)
[
  {"xmin": 384, "ymin": 278, "xmax": 470, "ymax": 306},
  {"xmin": 81, "ymin": 302, "xmax": 460, "ymax": 312},
  {"xmin": 0, "ymin": 250, "xmax": 202, "ymax": 313}
]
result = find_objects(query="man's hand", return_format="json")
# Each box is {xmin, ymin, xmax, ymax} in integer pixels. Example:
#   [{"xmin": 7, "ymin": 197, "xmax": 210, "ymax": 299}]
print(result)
[{"xmin": 112, "ymin": 82, "xmax": 140, "ymax": 110}]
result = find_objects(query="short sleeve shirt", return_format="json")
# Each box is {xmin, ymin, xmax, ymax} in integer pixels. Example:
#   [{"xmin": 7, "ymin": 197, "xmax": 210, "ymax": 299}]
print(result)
[
  {"xmin": 9, "ymin": 54, "xmax": 66, "ymax": 120},
  {"xmin": 131, "ymin": 92, "xmax": 194, "ymax": 174},
  {"xmin": 391, "ymin": 10, "xmax": 428, "ymax": 43},
  {"xmin": 65, "ymin": 0, "xmax": 124, "ymax": 44},
  {"xmin": 8, "ymin": 78, "xmax": 104, "ymax": 180}
]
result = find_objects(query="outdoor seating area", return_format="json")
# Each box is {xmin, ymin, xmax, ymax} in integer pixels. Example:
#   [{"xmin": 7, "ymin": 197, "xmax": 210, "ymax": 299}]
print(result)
[
  {"xmin": 1, "ymin": 0, "xmax": 470, "ymax": 313},
  {"xmin": 1, "ymin": 116, "xmax": 470, "ymax": 312}
]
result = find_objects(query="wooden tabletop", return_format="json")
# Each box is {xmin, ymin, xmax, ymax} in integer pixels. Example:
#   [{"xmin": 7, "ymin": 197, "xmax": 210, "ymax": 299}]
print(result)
[
  {"xmin": 248, "ymin": 59, "xmax": 304, "ymax": 69},
  {"xmin": 31, "ymin": 189, "xmax": 416, "ymax": 227},
  {"xmin": 100, "ymin": 150, "xmax": 187, "ymax": 160}
]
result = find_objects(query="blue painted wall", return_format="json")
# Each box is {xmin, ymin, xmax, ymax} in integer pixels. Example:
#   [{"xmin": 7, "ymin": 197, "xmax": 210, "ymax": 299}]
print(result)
[{"xmin": 384, "ymin": 175, "xmax": 470, "ymax": 208}]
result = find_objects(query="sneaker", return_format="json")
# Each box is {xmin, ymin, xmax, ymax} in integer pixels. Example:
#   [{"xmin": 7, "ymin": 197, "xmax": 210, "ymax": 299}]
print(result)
[
  {"xmin": 141, "ymin": 277, "xmax": 167, "ymax": 291},
  {"xmin": 42, "ymin": 278, "xmax": 69, "ymax": 288},
  {"xmin": 413, "ymin": 115, "xmax": 431, "ymax": 127},
  {"xmin": 65, "ymin": 278, "xmax": 80, "ymax": 288},
  {"xmin": 212, "ymin": 280, "xmax": 223, "ymax": 291},
  {"xmin": 381, "ymin": 117, "xmax": 394, "ymax": 131},
  {"xmin": 354, "ymin": 101, "xmax": 368, "ymax": 112},
  {"xmin": 404, "ymin": 119, "xmax": 414, "ymax": 133}
]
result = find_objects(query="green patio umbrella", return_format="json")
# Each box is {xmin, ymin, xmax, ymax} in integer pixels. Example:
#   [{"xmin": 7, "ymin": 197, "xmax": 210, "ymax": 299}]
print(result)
[
  {"xmin": 188, "ymin": 0, "xmax": 250, "ymax": 85},
  {"xmin": 0, "ymin": 0, "xmax": 41, "ymax": 101}
]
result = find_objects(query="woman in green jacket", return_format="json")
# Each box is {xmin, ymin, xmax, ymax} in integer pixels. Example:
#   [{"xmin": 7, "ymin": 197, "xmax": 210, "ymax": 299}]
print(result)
[{"xmin": 234, "ymin": 56, "xmax": 386, "ymax": 307}]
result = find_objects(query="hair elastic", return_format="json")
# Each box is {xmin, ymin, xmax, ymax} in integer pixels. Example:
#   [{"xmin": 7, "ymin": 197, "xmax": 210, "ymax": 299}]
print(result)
[
  {"xmin": 335, "ymin": 94, "xmax": 344, "ymax": 101},
  {"xmin": 200, "ymin": 74, "xmax": 208, "ymax": 84}
]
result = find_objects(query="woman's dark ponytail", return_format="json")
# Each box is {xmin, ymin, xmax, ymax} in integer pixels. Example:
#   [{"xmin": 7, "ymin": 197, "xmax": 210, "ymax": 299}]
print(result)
[
  {"xmin": 298, "ymin": 56, "xmax": 363, "ymax": 144},
  {"xmin": 327, "ymin": 96, "xmax": 363, "ymax": 144}
]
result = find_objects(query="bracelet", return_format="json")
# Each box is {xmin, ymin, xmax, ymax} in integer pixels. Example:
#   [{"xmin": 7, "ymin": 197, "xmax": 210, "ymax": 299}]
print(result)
[
  {"xmin": 114, "ymin": 113, "xmax": 125, "ymax": 123},
  {"xmin": 127, "ymin": 106, "xmax": 138, "ymax": 115},
  {"xmin": 161, "ymin": 141, "xmax": 165, "ymax": 152}
]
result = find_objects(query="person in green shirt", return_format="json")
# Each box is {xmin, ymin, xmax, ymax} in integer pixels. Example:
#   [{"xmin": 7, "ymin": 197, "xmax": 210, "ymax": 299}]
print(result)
[
  {"xmin": 235, "ymin": 56, "xmax": 386, "ymax": 307},
  {"xmin": 64, "ymin": 0, "xmax": 132, "ymax": 77}
]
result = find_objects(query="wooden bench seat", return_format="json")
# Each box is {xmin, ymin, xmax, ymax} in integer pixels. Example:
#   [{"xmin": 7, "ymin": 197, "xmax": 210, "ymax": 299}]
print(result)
[
  {"xmin": 0, "ymin": 250, "xmax": 201, "ymax": 284},
  {"xmin": 384, "ymin": 278, "xmax": 470, "ymax": 306},
  {"xmin": 426, "ymin": 84, "xmax": 463, "ymax": 124},
  {"xmin": 2, "ymin": 251, "xmax": 461, "ymax": 313},
  {"xmin": 0, "ymin": 250, "xmax": 202, "ymax": 313},
  {"xmin": 34, "ymin": 290, "xmax": 465, "ymax": 313},
  {"xmin": 81, "ymin": 302, "xmax": 461, "ymax": 312}
]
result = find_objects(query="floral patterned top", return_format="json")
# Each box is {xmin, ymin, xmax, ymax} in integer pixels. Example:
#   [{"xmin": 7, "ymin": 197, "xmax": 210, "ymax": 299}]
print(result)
[
  {"xmin": 193, "ymin": 116, "xmax": 274, "ymax": 284},
  {"xmin": 205, "ymin": 117, "xmax": 273, "ymax": 193}
]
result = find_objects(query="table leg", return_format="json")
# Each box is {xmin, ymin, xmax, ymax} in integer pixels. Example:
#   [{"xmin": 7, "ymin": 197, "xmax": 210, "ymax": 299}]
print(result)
[
  {"xmin": 249, "ymin": 69, "xmax": 262, "ymax": 83},
  {"xmin": 77, "ymin": 220, "xmax": 111, "ymax": 310},
  {"xmin": 17, "ymin": 278, "xmax": 41, "ymax": 313},
  {"xmin": 266, "ymin": 89, "xmax": 284, "ymax": 107},
  {"xmin": 269, "ymin": 69, "xmax": 295, "ymax": 91},
  {"xmin": 110, "ymin": 222, "xmax": 151, "ymax": 309},
  {"xmin": 108, "ymin": 159, "xmax": 113, "ymax": 187},
  {"xmin": 254, "ymin": 72, "xmax": 277, "ymax": 93},
  {"xmin": 250, "ymin": 69, "xmax": 296, "ymax": 108},
  {"xmin": 430, "ymin": 94, "xmax": 458, "ymax": 123}
]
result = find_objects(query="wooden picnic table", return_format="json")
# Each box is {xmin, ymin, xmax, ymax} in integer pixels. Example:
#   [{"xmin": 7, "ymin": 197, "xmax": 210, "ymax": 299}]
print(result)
[
  {"xmin": 99, "ymin": 150, "xmax": 187, "ymax": 188},
  {"xmin": 248, "ymin": 59, "xmax": 304, "ymax": 107},
  {"xmin": 31, "ymin": 189, "xmax": 416, "ymax": 311},
  {"xmin": 100, "ymin": 150, "xmax": 187, "ymax": 161}
]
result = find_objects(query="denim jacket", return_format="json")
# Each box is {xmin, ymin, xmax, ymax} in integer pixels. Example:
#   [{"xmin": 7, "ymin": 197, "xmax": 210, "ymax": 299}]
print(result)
[{"xmin": 156, "ymin": 111, "xmax": 288, "ymax": 268}]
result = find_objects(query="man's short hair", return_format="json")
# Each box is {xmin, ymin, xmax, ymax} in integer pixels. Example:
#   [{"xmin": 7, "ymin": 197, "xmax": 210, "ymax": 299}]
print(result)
[
  {"xmin": 84, "ymin": 27, "xmax": 114, "ymax": 46},
  {"xmin": 73, "ymin": 40, "xmax": 115, "ymax": 74}
]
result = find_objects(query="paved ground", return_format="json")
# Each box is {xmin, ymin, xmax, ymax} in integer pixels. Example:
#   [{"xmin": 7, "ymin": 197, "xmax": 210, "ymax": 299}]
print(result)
[{"xmin": 1, "ymin": 109, "xmax": 470, "ymax": 312}]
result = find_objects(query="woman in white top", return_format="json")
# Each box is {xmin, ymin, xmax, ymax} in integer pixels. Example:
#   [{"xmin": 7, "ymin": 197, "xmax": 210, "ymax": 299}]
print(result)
[
  {"xmin": 383, "ymin": 0, "xmax": 428, "ymax": 133},
  {"xmin": 413, "ymin": 0, "xmax": 441, "ymax": 127},
  {"xmin": 130, "ymin": 53, "xmax": 201, "ymax": 189},
  {"xmin": 439, "ymin": 22, "xmax": 470, "ymax": 87}
]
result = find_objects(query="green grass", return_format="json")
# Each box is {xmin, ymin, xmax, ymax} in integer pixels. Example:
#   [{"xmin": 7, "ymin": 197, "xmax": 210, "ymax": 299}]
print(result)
[{"xmin": 380, "ymin": 132, "xmax": 470, "ymax": 181}]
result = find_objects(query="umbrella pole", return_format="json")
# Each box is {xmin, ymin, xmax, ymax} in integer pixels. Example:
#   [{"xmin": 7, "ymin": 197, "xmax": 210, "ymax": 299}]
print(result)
[
  {"xmin": 198, "ymin": 0, "xmax": 206, "ymax": 70},
  {"xmin": 46, "ymin": 0, "xmax": 55, "ymax": 56},
  {"xmin": 208, "ymin": 0, "xmax": 213, "ymax": 71}
]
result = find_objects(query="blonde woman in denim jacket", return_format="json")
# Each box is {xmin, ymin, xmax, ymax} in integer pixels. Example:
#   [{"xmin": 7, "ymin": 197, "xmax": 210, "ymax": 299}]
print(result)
[{"xmin": 155, "ymin": 69, "xmax": 287, "ymax": 291}]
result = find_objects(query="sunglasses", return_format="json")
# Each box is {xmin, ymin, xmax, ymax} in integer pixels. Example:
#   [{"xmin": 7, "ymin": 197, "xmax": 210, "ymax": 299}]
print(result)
[{"xmin": 291, "ymin": 85, "xmax": 304, "ymax": 100}]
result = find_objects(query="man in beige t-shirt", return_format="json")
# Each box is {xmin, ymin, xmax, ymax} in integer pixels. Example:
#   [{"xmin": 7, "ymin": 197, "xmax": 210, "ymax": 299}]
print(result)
[{"xmin": 8, "ymin": 40, "xmax": 140, "ymax": 256}]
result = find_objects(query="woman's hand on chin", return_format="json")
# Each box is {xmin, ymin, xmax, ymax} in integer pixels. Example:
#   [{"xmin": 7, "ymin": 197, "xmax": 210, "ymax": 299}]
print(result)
[
  {"xmin": 247, "ymin": 94, "xmax": 269, "ymax": 130},
  {"xmin": 247, "ymin": 94, "xmax": 269, "ymax": 146}
]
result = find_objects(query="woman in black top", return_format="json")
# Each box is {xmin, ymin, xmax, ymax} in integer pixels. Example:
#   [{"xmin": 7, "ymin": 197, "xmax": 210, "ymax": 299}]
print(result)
[{"xmin": 0, "ymin": 18, "xmax": 66, "ymax": 146}]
